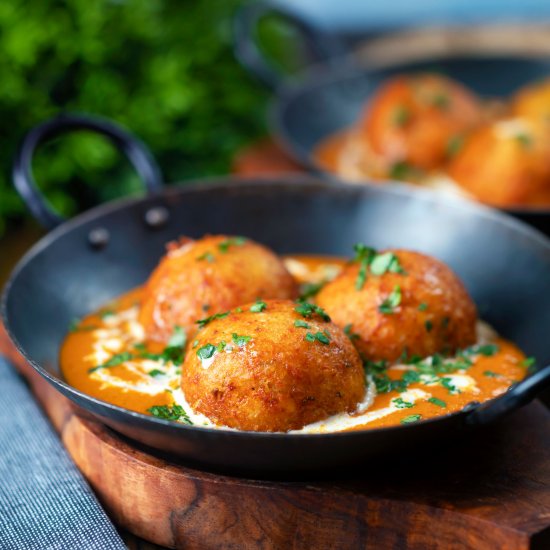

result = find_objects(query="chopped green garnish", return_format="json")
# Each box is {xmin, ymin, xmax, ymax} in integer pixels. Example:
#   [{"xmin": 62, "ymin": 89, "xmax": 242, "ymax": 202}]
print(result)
[
  {"xmin": 167, "ymin": 326, "xmax": 186, "ymax": 348},
  {"xmin": 235, "ymin": 307, "xmax": 243, "ymax": 313},
  {"xmin": 446, "ymin": 135, "xmax": 464, "ymax": 157},
  {"xmin": 425, "ymin": 320, "xmax": 433, "ymax": 332},
  {"xmin": 389, "ymin": 161, "xmax": 413, "ymax": 180},
  {"xmin": 69, "ymin": 318, "xmax": 90, "ymax": 332},
  {"xmin": 304, "ymin": 331, "xmax": 330, "ymax": 345},
  {"xmin": 148, "ymin": 404, "xmax": 192, "ymax": 424},
  {"xmin": 69, "ymin": 321, "xmax": 98, "ymax": 333},
  {"xmin": 428, "ymin": 397, "xmax": 446, "ymax": 408},
  {"xmin": 148, "ymin": 369, "xmax": 165, "ymax": 378},
  {"xmin": 218, "ymin": 236, "xmax": 247, "ymax": 253},
  {"xmin": 483, "ymin": 370, "xmax": 500, "ymax": 378},
  {"xmin": 294, "ymin": 320, "xmax": 311, "ymax": 329},
  {"xmin": 392, "ymin": 397, "xmax": 414, "ymax": 409},
  {"xmin": 440, "ymin": 377, "xmax": 460, "ymax": 394},
  {"xmin": 343, "ymin": 323, "xmax": 359, "ymax": 341},
  {"xmin": 250, "ymin": 300, "xmax": 267, "ymax": 313},
  {"xmin": 392, "ymin": 105, "xmax": 410, "ymax": 127},
  {"xmin": 216, "ymin": 341, "xmax": 227, "ymax": 352},
  {"xmin": 401, "ymin": 414, "xmax": 422, "ymax": 424},
  {"xmin": 99, "ymin": 309, "xmax": 115, "ymax": 319},
  {"xmin": 369, "ymin": 252, "xmax": 406, "ymax": 276},
  {"xmin": 418, "ymin": 302, "xmax": 428, "ymax": 312},
  {"xmin": 520, "ymin": 357, "xmax": 536, "ymax": 368},
  {"xmin": 378, "ymin": 285, "xmax": 402, "ymax": 314},
  {"xmin": 133, "ymin": 342, "xmax": 147, "ymax": 351},
  {"xmin": 464, "ymin": 343, "xmax": 499, "ymax": 357},
  {"xmin": 299, "ymin": 281, "xmax": 325, "ymax": 300},
  {"xmin": 196, "ymin": 343, "xmax": 216, "ymax": 361},
  {"xmin": 363, "ymin": 359, "xmax": 388, "ymax": 375},
  {"xmin": 353, "ymin": 243, "xmax": 376, "ymax": 290},
  {"xmin": 192, "ymin": 340, "xmax": 199, "ymax": 348},
  {"xmin": 196, "ymin": 311, "xmax": 230, "ymax": 329},
  {"xmin": 432, "ymin": 93, "xmax": 450, "ymax": 110},
  {"xmin": 202, "ymin": 304, "xmax": 210, "ymax": 312},
  {"xmin": 196, "ymin": 251, "xmax": 215, "ymax": 262},
  {"xmin": 515, "ymin": 133, "xmax": 532, "ymax": 149},
  {"xmin": 89, "ymin": 352, "xmax": 134, "ymax": 373},
  {"xmin": 294, "ymin": 302, "xmax": 331, "ymax": 322},
  {"xmin": 401, "ymin": 370, "xmax": 421, "ymax": 385},
  {"xmin": 232, "ymin": 333, "xmax": 251, "ymax": 347}
]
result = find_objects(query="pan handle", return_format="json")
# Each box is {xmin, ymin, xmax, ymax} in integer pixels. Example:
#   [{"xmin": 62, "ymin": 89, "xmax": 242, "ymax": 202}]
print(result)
[
  {"xmin": 12, "ymin": 113, "xmax": 164, "ymax": 230},
  {"xmin": 466, "ymin": 364, "xmax": 550, "ymax": 426},
  {"xmin": 233, "ymin": 1, "xmax": 348, "ymax": 90}
]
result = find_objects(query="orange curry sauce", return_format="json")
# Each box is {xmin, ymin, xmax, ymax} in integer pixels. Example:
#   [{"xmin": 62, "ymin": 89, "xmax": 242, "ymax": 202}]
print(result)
[{"xmin": 61, "ymin": 256, "xmax": 528, "ymax": 432}]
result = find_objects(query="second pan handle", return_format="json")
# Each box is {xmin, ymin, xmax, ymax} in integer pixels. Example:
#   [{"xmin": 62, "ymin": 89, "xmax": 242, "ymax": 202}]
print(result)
[
  {"xmin": 12, "ymin": 113, "xmax": 164, "ymax": 230},
  {"xmin": 234, "ymin": 1, "xmax": 348, "ymax": 90}
]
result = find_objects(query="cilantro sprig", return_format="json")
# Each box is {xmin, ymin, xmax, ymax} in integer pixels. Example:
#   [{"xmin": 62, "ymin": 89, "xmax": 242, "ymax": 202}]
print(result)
[{"xmin": 148, "ymin": 404, "xmax": 193, "ymax": 424}]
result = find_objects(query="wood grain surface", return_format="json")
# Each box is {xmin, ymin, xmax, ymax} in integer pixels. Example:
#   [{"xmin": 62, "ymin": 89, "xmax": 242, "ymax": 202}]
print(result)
[{"xmin": 1, "ymin": 323, "xmax": 549, "ymax": 549}]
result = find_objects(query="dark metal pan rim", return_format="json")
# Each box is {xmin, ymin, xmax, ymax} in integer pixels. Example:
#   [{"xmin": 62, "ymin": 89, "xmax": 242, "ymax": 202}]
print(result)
[{"xmin": 2, "ymin": 176, "xmax": 548, "ymax": 441}]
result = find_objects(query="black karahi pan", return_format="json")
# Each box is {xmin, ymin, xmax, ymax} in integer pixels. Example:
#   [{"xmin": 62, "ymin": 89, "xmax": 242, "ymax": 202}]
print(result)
[
  {"xmin": 2, "ymin": 113, "xmax": 550, "ymax": 475},
  {"xmin": 234, "ymin": 1, "xmax": 550, "ymax": 235}
]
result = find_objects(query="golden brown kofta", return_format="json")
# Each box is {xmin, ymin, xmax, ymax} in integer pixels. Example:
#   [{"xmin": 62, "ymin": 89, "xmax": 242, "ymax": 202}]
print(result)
[
  {"xmin": 139, "ymin": 236, "xmax": 298, "ymax": 343},
  {"xmin": 360, "ymin": 73, "xmax": 482, "ymax": 172},
  {"xmin": 512, "ymin": 78, "xmax": 550, "ymax": 122},
  {"xmin": 448, "ymin": 118, "xmax": 550, "ymax": 206},
  {"xmin": 316, "ymin": 249, "xmax": 477, "ymax": 362},
  {"xmin": 181, "ymin": 300, "xmax": 366, "ymax": 432}
]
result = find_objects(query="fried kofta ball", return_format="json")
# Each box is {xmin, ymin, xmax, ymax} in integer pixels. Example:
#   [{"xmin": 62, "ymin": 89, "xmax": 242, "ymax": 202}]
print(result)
[
  {"xmin": 360, "ymin": 73, "xmax": 482, "ymax": 172},
  {"xmin": 181, "ymin": 300, "xmax": 365, "ymax": 432},
  {"xmin": 512, "ymin": 78, "xmax": 550, "ymax": 122},
  {"xmin": 316, "ymin": 249, "xmax": 477, "ymax": 363},
  {"xmin": 448, "ymin": 118, "xmax": 550, "ymax": 206},
  {"xmin": 139, "ymin": 236, "xmax": 298, "ymax": 343}
]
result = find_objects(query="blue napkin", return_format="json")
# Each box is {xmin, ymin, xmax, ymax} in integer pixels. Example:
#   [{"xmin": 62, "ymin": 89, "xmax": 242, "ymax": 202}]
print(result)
[{"xmin": 0, "ymin": 357, "xmax": 125, "ymax": 550}]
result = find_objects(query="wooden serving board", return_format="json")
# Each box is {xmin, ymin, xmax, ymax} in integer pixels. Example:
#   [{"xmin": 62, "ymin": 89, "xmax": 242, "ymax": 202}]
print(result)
[{"xmin": 1, "ymin": 324, "xmax": 550, "ymax": 550}]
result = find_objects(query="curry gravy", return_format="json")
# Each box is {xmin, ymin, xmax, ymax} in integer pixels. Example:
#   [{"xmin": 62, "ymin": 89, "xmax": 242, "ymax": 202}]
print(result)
[{"xmin": 60, "ymin": 256, "xmax": 528, "ymax": 432}]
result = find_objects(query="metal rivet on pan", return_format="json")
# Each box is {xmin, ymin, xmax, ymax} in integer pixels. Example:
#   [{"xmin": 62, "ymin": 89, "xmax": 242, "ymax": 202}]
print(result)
[
  {"xmin": 88, "ymin": 227, "xmax": 110, "ymax": 250},
  {"xmin": 144, "ymin": 206, "xmax": 170, "ymax": 229}
]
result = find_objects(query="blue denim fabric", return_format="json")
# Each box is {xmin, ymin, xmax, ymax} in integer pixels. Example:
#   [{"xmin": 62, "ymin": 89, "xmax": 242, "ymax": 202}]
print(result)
[{"xmin": 0, "ymin": 357, "xmax": 125, "ymax": 550}]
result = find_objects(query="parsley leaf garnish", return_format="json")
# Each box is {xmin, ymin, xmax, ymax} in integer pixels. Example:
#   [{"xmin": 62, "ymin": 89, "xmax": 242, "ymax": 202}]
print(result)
[
  {"xmin": 369, "ymin": 252, "xmax": 406, "ymax": 276},
  {"xmin": 483, "ymin": 370, "xmax": 499, "ymax": 378},
  {"xmin": 148, "ymin": 369, "xmax": 165, "ymax": 378},
  {"xmin": 304, "ymin": 331, "xmax": 330, "ymax": 345},
  {"xmin": 197, "ymin": 343, "xmax": 216, "ymax": 361},
  {"xmin": 250, "ymin": 300, "xmax": 267, "ymax": 313},
  {"xmin": 294, "ymin": 301, "xmax": 331, "ymax": 322},
  {"xmin": 344, "ymin": 323, "xmax": 360, "ymax": 341},
  {"xmin": 463, "ymin": 344, "xmax": 499, "ymax": 357},
  {"xmin": 392, "ymin": 105, "xmax": 410, "ymax": 127},
  {"xmin": 232, "ymin": 333, "xmax": 251, "ymax": 347},
  {"xmin": 218, "ymin": 236, "xmax": 247, "ymax": 253},
  {"xmin": 167, "ymin": 326, "xmax": 186, "ymax": 348},
  {"xmin": 378, "ymin": 285, "xmax": 402, "ymax": 314},
  {"xmin": 392, "ymin": 397, "xmax": 414, "ymax": 409},
  {"xmin": 428, "ymin": 397, "xmax": 446, "ymax": 408},
  {"xmin": 294, "ymin": 320, "xmax": 310, "ymax": 329},
  {"xmin": 196, "ymin": 251, "xmax": 215, "ymax": 262},
  {"xmin": 196, "ymin": 311, "xmax": 230, "ymax": 329},
  {"xmin": 418, "ymin": 302, "xmax": 428, "ymax": 312},
  {"xmin": 148, "ymin": 404, "xmax": 193, "ymax": 424},
  {"xmin": 401, "ymin": 414, "xmax": 422, "ymax": 424},
  {"xmin": 299, "ymin": 281, "xmax": 325, "ymax": 301},
  {"xmin": 89, "ymin": 352, "xmax": 134, "ymax": 373}
]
